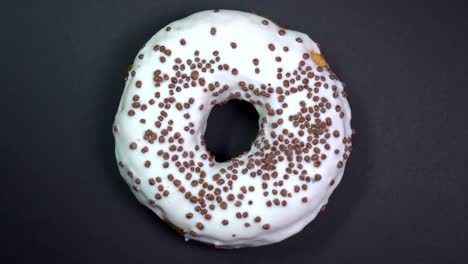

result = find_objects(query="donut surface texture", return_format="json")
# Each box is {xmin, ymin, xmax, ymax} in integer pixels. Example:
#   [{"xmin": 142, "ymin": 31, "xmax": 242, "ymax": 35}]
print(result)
[{"xmin": 113, "ymin": 9, "xmax": 352, "ymax": 248}]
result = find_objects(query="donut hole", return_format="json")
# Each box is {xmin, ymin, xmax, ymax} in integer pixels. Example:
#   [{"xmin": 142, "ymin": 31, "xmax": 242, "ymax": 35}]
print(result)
[{"xmin": 204, "ymin": 100, "xmax": 259, "ymax": 163}]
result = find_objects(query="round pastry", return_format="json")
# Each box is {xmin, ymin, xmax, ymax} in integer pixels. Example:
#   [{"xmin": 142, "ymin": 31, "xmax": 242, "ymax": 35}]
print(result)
[{"xmin": 113, "ymin": 9, "xmax": 352, "ymax": 248}]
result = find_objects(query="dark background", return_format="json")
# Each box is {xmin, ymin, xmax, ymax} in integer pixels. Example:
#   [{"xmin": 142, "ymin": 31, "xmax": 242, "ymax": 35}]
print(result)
[{"xmin": 1, "ymin": 0, "xmax": 467, "ymax": 263}]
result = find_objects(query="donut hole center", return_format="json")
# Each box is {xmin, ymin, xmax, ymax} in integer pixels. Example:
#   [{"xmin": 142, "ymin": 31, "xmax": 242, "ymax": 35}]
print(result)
[{"xmin": 204, "ymin": 100, "xmax": 259, "ymax": 163}]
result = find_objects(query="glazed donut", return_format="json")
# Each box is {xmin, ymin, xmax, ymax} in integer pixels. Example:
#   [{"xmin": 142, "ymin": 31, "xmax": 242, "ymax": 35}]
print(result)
[{"xmin": 113, "ymin": 9, "xmax": 352, "ymax": 248}]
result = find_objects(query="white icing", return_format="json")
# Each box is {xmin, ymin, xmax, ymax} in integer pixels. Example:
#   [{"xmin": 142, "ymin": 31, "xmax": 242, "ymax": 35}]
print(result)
[{"xmin": 113, "ymin": 9, "xmax": 352, "ymax": 248}]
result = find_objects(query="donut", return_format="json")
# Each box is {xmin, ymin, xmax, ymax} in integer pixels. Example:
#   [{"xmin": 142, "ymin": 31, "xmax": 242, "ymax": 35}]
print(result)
[{"xmin": 113, "ymin": 9, "xmax": 352, "ymax": 248}]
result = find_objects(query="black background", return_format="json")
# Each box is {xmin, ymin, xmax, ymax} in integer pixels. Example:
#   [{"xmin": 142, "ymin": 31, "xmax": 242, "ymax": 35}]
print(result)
[{"xmin": 1, "ymin": 0, "xmax": 467, "ymax": 263}]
